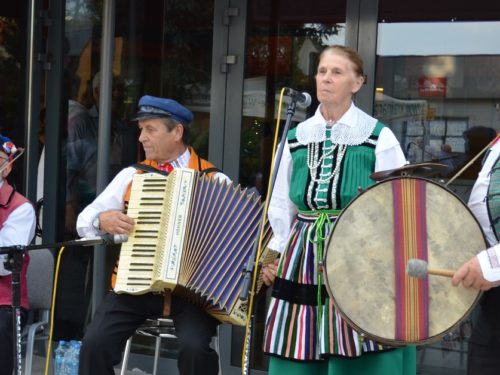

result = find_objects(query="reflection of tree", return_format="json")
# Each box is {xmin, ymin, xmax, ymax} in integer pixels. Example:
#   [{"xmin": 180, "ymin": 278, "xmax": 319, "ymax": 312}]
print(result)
[
  {"xmin": 247, "ymin": 23, "xmax": 343, "ymax": 89},
  {"xmin": 241, "ymin": 119, "xmax": 268, "ymax": 190},
  {"xmin": 299, "ymin": 23, "xmax": 343, "ymax": 47},
  {"xmin": 66, "ymin": 0, "xmax": 100, "ymax": 25},
  {"xmin": 161, "ymin": 0, "xmax": 213, "ymax": 102},
  {"xmin": 0, "ymin": 17, "xmax": 22, "ymax": 133},
  {"xmin": 241, "ymin": 22, "xmax": 343, "ymax": 191}
]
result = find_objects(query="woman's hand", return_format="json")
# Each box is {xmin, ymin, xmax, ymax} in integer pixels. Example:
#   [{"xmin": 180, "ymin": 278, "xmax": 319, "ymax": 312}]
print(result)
[{"xmin": 262, "ymin": 258, "xmax": 279, "ymax": 286}]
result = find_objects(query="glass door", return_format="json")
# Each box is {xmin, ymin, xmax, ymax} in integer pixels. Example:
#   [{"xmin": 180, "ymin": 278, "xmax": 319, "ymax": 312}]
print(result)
[
  {"xmin": 223, "ymin": 1, "xmax": 348, "ymax": 372},
  {"xmin": 239, "ymin": 0, "xmax": 347, "ymax": 195},
  {"xmin": 57, "ymin": 0, "xmax": 217, "ymax": 343}
]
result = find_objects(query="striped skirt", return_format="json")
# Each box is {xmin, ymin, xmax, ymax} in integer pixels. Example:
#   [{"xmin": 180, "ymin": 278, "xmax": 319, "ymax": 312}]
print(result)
[{"xmin": 263, "ymin": 213, "xmax": 389, "ymax": 360}]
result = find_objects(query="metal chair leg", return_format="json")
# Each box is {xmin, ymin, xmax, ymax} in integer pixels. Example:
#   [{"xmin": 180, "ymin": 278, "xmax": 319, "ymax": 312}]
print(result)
[
  {"xmin": 152, "ymin": 335, "xmax": 161, "ymax": 375},
  {"xmin": 24, "ymin": 320, "xmax": 47, "ymax": 375},
  {"xmin": 120, "ymin": 336, "xmax": 133, "ymax": 375},
  {"xmin": 215, "ymin": 325, "xmax": 222, "ymax": 375}
]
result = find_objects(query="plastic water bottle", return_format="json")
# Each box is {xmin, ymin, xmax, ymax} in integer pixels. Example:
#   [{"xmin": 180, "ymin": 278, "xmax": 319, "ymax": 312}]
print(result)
[
  {"xmin": 54, "ymin": 340, "xmax": 68, "ymax": 375},
  {"xmin": 71, "ymin": 340, "xmax": 82, "ymax": 375},
  {"xmin": 63, "ymin": 340, "xmax": 81, "ymax": 375}
]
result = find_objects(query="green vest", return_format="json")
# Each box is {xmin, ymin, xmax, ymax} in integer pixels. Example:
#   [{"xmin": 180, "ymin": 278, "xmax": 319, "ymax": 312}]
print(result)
[
  {"xmin": 487, "ymin": 154, "xmax": 500, "ymax": 241},
  {"xmin": 287, "ymin": 122, "xmax": 384, "ymax": 211}
]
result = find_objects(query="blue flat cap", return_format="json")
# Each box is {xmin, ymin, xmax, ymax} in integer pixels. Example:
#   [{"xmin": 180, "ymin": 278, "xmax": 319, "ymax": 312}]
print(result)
[{"xmin": 133, "ymin": 95, "xmax": 193, "ymax": 124}]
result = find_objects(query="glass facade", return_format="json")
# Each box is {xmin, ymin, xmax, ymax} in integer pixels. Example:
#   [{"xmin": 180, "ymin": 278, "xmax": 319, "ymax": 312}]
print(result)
[
  {"xmin": 375, "ymin": 21, "xmax": 500, "ymax": 197},
  {"xmin": 239, "ymin": 0, "xmax": 346, "ymax": 195},
  {"xmin": 375, "ymin": 3, "xmax": 500, "ymax": 374},
  {"xmin": 0, "ymin": 4, "xmax": 27, "ymax": 190},
  {"xmin": 3, "ymin": 0, "xmax": 500, "ymax": 373}
]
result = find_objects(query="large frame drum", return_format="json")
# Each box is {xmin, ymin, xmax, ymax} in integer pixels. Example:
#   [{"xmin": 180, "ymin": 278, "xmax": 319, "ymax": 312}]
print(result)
[{"xmin": 324, "ymin": 177, "xmax": 486, "ymax": 345}]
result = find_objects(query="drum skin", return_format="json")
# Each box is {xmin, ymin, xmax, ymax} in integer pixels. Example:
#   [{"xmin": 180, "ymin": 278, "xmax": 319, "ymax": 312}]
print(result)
[{"xmin": 324, "ymin": 177, "xmax": 486, "ymax": 345}]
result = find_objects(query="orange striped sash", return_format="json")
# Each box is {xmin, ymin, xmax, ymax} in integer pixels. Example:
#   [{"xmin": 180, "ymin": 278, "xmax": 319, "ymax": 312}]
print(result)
[{"xmin": 392, "ymin": 179, "xmax": 429, "ymax": 342}]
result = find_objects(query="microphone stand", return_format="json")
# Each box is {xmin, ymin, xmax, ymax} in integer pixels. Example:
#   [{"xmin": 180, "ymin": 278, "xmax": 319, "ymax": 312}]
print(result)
[
  {"xmin": 239, "ymin": 97, "xmax": 300, "ymax": 375},
  {"xmin": 1, "ymin": 245, "xmax": 25, "ymax": 375},
  {"xmin": 0, "ymin": 236, "xmax": 119, "ymax": 375}
]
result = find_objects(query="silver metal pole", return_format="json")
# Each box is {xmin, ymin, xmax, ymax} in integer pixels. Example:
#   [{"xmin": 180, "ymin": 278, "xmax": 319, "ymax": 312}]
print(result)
[{"xmin": 24, "ymin": 0, "xmax": 41, "ymax": 201}]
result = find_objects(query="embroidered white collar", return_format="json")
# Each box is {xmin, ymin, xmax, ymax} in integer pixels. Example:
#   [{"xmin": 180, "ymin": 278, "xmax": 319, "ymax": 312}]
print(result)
[{"xmin": 296, "ymin": 103, "xmax": 377, "ymax": 146}]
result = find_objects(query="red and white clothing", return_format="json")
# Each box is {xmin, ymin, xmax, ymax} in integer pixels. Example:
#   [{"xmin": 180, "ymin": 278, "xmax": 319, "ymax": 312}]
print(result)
[{"xmin": 0, "ymin": 181, "xmax": 35, "ymax": 309}]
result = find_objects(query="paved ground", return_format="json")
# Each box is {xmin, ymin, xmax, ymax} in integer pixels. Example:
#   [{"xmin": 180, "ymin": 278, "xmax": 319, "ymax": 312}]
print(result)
[
  {"xmin": 23, "ymin": 339, "xmax": 467, "ymax": 375},
  {"xmin": 25, "ymin": 353, "xmax": 151, "ymax": 375}
]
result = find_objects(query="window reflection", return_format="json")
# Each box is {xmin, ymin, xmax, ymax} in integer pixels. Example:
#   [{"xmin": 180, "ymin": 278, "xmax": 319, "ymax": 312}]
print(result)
[
  {"xmin": 375, "ymin": 22, "xmax": 500, "ymax": 188},
  {"xmin": 376, "ymin": 17, "xmax": 500, "ymax": 375},
  {"xmin": 55, "ymin": 0, "xmax": 216, "ymax": 355},
  {"xmin": 0, "ymin": 15, "xmax": 24, "ymax": 189},
  {"xmin": 240, "ymin": 13, "xmax": 346, "ymax": 195}
]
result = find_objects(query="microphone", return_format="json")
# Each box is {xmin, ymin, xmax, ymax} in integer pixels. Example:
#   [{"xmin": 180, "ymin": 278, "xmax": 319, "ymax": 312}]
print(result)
[
  {"xmin": 73, "ymin": 234, "xmax": 129, "ymax": 247},
  {"xmin": 284, "ymin": 87, "xmax": 312, "ymax": 108},
  {"xmin": 406, "ymin": 259, "xmax": 455, "ymax": 278}
]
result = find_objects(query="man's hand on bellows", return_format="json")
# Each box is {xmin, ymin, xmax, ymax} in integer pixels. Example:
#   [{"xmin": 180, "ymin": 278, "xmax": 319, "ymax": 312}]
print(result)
[{"xmin": 99, "ymin": 211, "xmax": 134, "ymax": 235}]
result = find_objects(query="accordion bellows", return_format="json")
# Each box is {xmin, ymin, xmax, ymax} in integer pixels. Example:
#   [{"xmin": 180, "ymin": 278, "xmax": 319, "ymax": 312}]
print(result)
[{"xmin": 114, "ymin": 169, "xmax": 271, "ymax": 325}]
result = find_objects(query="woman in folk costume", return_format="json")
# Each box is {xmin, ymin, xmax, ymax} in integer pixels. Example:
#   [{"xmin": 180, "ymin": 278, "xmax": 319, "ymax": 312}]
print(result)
[{"xmin": 262, "ymin": 45, "xmax": 416, "ymax": 374}]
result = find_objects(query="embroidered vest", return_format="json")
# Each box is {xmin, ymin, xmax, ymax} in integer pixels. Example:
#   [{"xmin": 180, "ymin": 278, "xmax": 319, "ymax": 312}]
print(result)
[
  {"xmin": 287, "ymin": 122, "xmax": 383, "ymax": 211},
  {"xmin": 0, "ymin": 182, "xmax": 31, "ymax": 308},
  {"xmin": 487, "ymin": 155, "xmax": 500, "ymax": 240},
  {"xmin": 480, "ymin": 153, "xmax": 500, "ymax": 336}
]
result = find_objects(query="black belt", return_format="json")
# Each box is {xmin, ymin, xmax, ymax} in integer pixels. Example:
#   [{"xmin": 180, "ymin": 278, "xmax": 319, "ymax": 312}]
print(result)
[{"xmin": 272, "ymin": 277, "xmax": 328, "ymax": 306}]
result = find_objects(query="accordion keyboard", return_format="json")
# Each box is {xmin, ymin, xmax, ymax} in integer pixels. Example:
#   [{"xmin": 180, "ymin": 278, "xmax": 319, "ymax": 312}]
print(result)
[{"xmin": 114, "ymin": 175, "xmax": 169, "ymax": 294}]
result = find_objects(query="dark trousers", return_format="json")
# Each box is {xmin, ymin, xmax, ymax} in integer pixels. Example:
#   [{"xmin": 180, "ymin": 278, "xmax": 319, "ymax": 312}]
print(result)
[
  {"xmin": 0, "ymin": 306, "xmax": 27, "ymax": 375},
  {"xmin": 468, "ymin": 339, "xmax": 500, "ymax": 375},
  {"xmin": 79, "ymin": 292, "xmax": 220, "ymax": 375},
  {"xmin": 467, "ymin": 306, "xmax": 500, "ymax": 375}
]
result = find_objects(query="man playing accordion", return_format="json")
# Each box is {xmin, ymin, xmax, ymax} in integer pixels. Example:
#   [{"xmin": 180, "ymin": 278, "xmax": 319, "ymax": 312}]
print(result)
[{"xmin": 77, "ymin": 95, "xmax": 228, "ymax": 375}]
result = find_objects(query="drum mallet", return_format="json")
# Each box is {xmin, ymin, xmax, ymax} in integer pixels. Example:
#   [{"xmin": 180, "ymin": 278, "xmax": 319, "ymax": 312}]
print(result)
[{"xmin": 406, "ymin": 258, "xmax": 455, "ymax": 278}]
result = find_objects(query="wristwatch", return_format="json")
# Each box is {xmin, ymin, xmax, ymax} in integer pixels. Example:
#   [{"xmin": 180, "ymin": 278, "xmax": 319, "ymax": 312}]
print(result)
[{"xmin": 92, "ymin": 215, "xmax": 101, "ymax": 231}]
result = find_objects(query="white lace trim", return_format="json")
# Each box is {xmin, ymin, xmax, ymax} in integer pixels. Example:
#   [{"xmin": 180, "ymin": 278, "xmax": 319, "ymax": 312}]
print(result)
[{"xmin": 296, "ymin": 108, "xmax": 378, "ymax": 146}]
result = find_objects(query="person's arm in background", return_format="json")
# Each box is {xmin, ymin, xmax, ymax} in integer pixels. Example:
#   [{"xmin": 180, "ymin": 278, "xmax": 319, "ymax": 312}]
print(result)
[{"xmin": 66, "ymin": 111, "xmax": 96, "ymax": 233}]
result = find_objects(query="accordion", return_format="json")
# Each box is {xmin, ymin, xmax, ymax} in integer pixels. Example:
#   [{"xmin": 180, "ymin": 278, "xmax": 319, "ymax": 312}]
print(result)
[{"xmin": 114, "ymin": 168, "xmax": 274, "ymax": 325}]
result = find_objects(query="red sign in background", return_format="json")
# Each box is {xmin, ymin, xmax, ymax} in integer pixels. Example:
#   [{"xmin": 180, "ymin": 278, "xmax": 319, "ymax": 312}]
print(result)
[{"xmin": 418, "ymin": 76, "xmax": 447, "ymax": 97}]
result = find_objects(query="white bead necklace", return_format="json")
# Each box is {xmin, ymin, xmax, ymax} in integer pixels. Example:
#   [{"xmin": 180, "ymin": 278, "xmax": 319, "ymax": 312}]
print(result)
[
  {"xmin": 307, "ymin": 137, "xmax": 347, "ymax": 184},
  {"xmin": 307, "ymin": 141, "xmax": 337, "ymax": 170}
]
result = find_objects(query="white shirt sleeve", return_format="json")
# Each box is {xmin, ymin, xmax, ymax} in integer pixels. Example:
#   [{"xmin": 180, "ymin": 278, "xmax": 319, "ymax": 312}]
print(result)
[
  {"xmin": 0, "ymin": 202, "xmax": 36, "ymax": 276},
  {"xmin": 477, "ymin": 244, "xmax": 500, "ymax": 282},
  {"xmin": 374, "ymin": 127, "xmax": 407, "ymax": 172},
  {"xmin": 267, "ymin": 143, "xmax": 297, "ymax": 253},
  {"xmin": 76, "ymin": 167, "xmax": 136, "ymax": 238}
]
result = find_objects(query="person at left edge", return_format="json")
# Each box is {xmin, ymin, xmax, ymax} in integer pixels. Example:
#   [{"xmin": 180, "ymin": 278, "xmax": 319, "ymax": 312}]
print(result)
[
  {"xmin": 451, "ymin": 136, "xmax": 500, "ymax": 375},
  {"xmin": 76, "ymin": 95, "xmax": 229, "ymax": 375},
  {"xmin": 0, "ymin": 135, "xmax": 36, "ymax": 375}
]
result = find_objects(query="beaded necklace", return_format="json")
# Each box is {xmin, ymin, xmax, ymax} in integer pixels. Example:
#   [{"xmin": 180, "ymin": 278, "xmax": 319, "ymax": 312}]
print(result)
[{"xmin": 306, "ymin": 125, "xmax": 347, "ymax": 184}]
